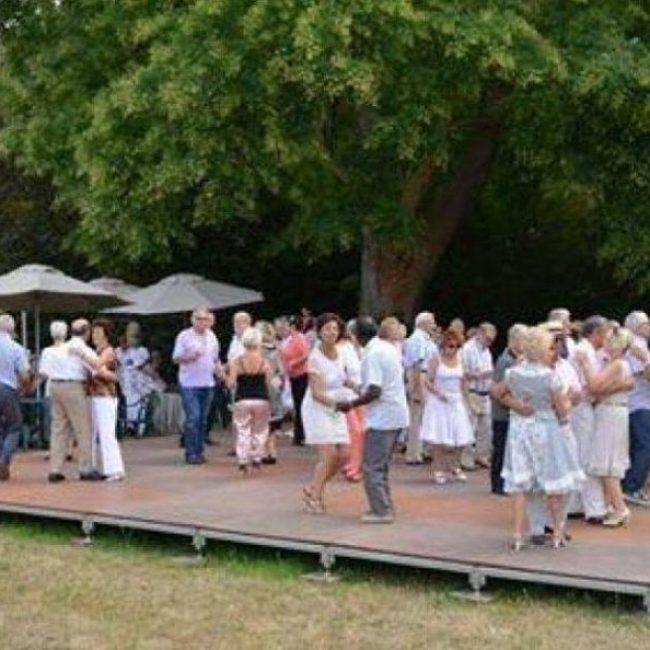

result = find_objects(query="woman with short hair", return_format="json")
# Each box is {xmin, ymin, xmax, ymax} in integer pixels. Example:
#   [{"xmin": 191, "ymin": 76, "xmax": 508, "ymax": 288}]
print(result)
[
  {"xmin": 301, "ymin": 314, "xmax": 352, "ymax": 513},
  {"xmin": 89, "ymin": 319, "xmax": 125, "ymax": 481},
  {"xmin": 229, "ymin": 327, "xmax": 272, "ymax": 474}
]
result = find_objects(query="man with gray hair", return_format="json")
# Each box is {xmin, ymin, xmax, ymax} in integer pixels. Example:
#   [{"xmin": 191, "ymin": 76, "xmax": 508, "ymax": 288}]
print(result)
[
  {"xmin": 173, "ymin": 307, "xmax": 221, "ymax": 464},
  {"xmin": 547, "ymin": 308, "xmax": 576, "ymax": 356},
  {"xmin": 48, "ymin": 318, "xmax": 102, "ymax": 481},
  {"xmin": 402, "ymin": 311, "xmax": 437, "ymax": 464},
  {"xmin": 622, "ymin": 310, "xmax": 650, "ymax": 505},
  {"xmin": 0, "ymin": 314, "xmax": 31, "ymax": 480},
  {"xmin": 462, "ymin": 322, "xmax": 497, "ymax": 470}
]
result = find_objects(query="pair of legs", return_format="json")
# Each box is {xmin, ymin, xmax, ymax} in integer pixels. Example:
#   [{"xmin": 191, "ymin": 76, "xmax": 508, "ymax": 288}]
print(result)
[
  {"xmin": 363, "ymin": 429, "xmax": 401, "ymax": 517},
  {"xmin": 512, "ymin": 490, "xmax": 568, "ymax": 546},
  {"xmin": 290, "ymin": 374, "xmax": 308, "ymax": 445},
  {"xmin": 49, "ymin": 382, "xmax": 93, "ymax": 476},
  {"xmin": 405, "ymin": 397, "xmax": 424, "ymax": 463},
  {"xmin": 91, "ymin": 396, "xmax": 125, "ymax": 479},
  {"xmin": 432, "ymin": 445, "xmax": 464, "ymax": 478},
  {"xmin": 601, "ymin": 475, "xmax": 627, "ymax": 515},
  {"xmin": 462, "ymin": 395, "xmax": 492, "ymax": 468},
  {"xmin": 233, "ymin": 399, "xmax": 270, "ymax": 468},
  {"xmin": 343, "ymin": 407, "xmax": 365, "ymax": 480},
  {"xmin": 304, "ymin": 443, "xmax": 349, "ymax": 510},
  {"xmin": 0, "ymin": 384, "xmax": 22, "ymax": 478},
  {"xmin": 179, "ymin": 386, "xmax": 214, "ymax": 463},
  {"xmin": 623, "ymin": 409, "xmax": 650, "ymax": 497}
]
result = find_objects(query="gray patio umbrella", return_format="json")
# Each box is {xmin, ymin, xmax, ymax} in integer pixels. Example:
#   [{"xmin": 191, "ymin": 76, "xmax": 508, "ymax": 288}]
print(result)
[
  {"xmin": 0, "ymin": 264, "xmax": 129, "ymax": 352},
  {"xmin": 88, "ymin": 277, "xmax": 141, "ymax": 300},
  {"xmin": 106, "ymin": 273, "xmax": 264, "ymax": 315}
]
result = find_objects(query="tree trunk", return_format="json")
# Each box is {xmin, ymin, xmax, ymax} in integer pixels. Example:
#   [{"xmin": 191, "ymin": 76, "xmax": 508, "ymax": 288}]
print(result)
[{"xmin": 359, "ymin": 121, "xmax": 500, "ymax": 320}]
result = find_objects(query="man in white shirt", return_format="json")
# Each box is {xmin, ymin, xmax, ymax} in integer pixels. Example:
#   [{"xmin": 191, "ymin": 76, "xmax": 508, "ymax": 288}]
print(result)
[
  {"xmin": 622, "ymin": 311, "xmax": 650, "ymax": 506},
  {"xmin": 402, "ymin": 312, "xmax": 437, "ymax": 464},
  {"xmin": 338, "ymin": 317, "xmax": 410, "ymax": 524},
  {"xmin": 48, "ymin": 318, "xmax": 102, "ymax": 482},
  {"xmin": 461, "ymin": 322, "xmax": 496, "ymax": 470}
]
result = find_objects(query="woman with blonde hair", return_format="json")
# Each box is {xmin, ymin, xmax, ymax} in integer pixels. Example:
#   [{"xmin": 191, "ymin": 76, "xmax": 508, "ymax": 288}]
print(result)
[
  {"xmin": 496, "ymin": 327, "xmax": 583, "ymax": 550},
  {"xmin": 229, "ymin": 327, "xmax": 272, "ymax": 474},
  {"xmin": 255, "ymin": 320, "xmax": 285, "ymax": 465},
  {"xmin": 575, "ymin": 327, "xmax": 634, "ymax": 526}
]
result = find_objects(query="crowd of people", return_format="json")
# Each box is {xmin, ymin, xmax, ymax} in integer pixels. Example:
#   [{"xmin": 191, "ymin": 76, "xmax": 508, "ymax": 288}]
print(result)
[{"xmin": 2, "ymin": 303, "xmax": 650, "ymax": 549}]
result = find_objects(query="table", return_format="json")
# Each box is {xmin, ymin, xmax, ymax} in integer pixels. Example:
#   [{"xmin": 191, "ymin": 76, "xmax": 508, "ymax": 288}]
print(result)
[{"xmin": 152, "ymin": 392, "xmax": 185, "ymax": 436}]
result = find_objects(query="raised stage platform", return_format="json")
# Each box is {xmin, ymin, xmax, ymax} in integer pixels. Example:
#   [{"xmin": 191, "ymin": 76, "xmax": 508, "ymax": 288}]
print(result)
[{"xmin": 1, "ymin": 436, "xmax": 649, "ymax": 608}]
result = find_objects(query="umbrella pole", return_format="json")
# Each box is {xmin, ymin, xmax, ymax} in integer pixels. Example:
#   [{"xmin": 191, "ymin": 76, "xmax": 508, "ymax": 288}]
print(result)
[{"xmin": 21, "ymin": 310, "xmax": 28, "ymax": 349}]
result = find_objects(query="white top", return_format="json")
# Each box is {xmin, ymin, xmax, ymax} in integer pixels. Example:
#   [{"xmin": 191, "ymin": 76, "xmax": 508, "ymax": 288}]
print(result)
[
  {"xmin": 555, "ymin": 357, "xmax": 581, "ymax": 395},
  {"xmin": 172, "ymin": 327, "xmax": 220, "ymax": 388},
  {"xmin": 337, "ymin": 340, "xmax": 361, "ymax": 385},
  {"xmin": 362, "ymin": 337, "xmax": 410, "ymax": 431},
  {"xmin": 570, "ymin": 339, "xmax": 603, "ymax": 396},
  {"xmin": 627, "ymin": 334, "xmax": 650, "ymax": 412},
  {"xmin": 402, "ymin": 328, "xmax": 437, "ymax": 371},
  {"xmin": 0, "ymin": 332, "xmax": 29, "ymax": 390},
  {"xmin": 63, "ymin": 337, "xmax": 98, "ymax": 381},
  {"xmin": 462, "ymin": 337, "xmax": 494, "ymax": 393},
  {"xmin": 227, "ymin": 335, "xmax": 245, "ymax": 364},
  {"xmin": 39, "ymin": 344, "xmax": 83, "ymax": 383},
  {"xmin": 308, "ymin": 345, "xmax": 346, "ymax": 392}
]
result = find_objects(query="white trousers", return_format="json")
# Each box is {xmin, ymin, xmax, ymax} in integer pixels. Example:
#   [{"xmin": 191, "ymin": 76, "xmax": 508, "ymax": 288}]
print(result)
[
  {"xmin": 91, "ymin": 397, "xmax": 125, "ymax": 477},
  {"xmin": 570, "ymin": 403, "xmax": 606, "ymax": 518}
]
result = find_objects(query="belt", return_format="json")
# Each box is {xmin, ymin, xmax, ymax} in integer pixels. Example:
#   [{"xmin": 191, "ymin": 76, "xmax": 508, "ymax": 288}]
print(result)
[
  {"xmin": 51, "ymin": 379, "xmax": 84, "ymax": 383},
  {"xmin": 469, "ymin": 390, "xmax": 489, "ymax": 396}
]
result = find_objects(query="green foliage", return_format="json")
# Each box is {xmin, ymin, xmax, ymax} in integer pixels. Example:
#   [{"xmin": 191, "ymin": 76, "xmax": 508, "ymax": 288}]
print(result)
[{"xmin": 1, "ymin": 1, "xmax": 650, "ymax": 296}]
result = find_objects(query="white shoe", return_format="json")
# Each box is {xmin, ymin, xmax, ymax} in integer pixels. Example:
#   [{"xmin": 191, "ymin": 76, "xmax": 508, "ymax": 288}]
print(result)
[
  {"xmin": 360, "ymin": 512, "xmax": 394, "ymax": 524},
  {"xmin": 105, "ymin": 473, "xmax": 125, "ymax": 482},
  {"xmin": 433, "ymin": 472, "xmax": 448, "ymax": 485},
  {"xmin": 452, "ymin": 469, "xmax": 467, "ymax": 482}
]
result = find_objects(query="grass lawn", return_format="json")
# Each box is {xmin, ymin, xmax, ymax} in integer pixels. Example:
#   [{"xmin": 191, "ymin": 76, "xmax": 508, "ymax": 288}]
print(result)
[{"xmin": 0, "ymin": 517, "xmax": 648, "ymax": 650}]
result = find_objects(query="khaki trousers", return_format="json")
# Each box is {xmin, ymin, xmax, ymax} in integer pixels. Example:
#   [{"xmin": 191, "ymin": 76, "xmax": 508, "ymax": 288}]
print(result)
[
  {"xmin": 462, "ymin": 393, "xmax": 492, "ymax": 467},
  {"xmin": 50, "ymin": 382, "xmax": 92, "ymax": 475}
]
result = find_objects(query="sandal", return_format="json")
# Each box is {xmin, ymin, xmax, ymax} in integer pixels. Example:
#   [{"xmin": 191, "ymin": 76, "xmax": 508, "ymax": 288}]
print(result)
[{"xmin": 302, "ymin": 486, "xmax": 325, "ymax": 514}]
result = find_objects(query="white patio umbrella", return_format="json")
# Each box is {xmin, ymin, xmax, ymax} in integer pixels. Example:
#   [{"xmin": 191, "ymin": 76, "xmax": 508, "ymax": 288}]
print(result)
[
  {"xmin": 88, "ymin": 277, "xmax": 141, "ymax": 300},
  {"xmin": 0, "ymin": 264, "xmax": 129, "ymax": 353},
  {"xmin": 105, "ymin": 273, "xmax": 264, "ymax": 315}
]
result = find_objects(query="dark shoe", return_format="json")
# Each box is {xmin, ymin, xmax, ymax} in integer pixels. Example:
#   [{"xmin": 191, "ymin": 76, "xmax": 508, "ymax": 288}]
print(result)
[
  {"xmin": 292, "ymin": 440, "xmax": 305, "ymax": 447},
  {"xmin": 422, "ymin": 455, "xmax": 433, "ymax": 465},
  {"xmin": 261, "ymin": 456, "xmax": 277, "ymax": 465},
  {"xmin": 48, "ymin": 472, "xmax": 66, "ymax": 483},
  {"xmin": 586, "ymin": 516, "xmax": 605, "ymax": 525},
  {"xmin": 65, "ymin": 454, "xmax": 74, "ymax": 462},
  {"xmin": 238, "ymin": 464, "xmax": 249, "ymax": 475},
  {"xmin": 251, "ymin": 460, "xmax": 262, "ymax": 470},
  {"xmin": 0, "ymin": 461, "xmax": 10, "ymax": 481},
  {"xmin": 567, "ymin": 512, "xmax": 585, "ymax": 520},
  {"xmin": 185, "ymin": 457, "xmax": 205, "ymax": 466},
  {"xmin": 530, "ymin": 534, "xmax": 546, "ymax": 546},
  {"xmin": 405, "ymin": 460, "xmax": 424, "ymax": 466},
  {"xmin": 79, "ymin": 471, "xmax": 104, "ymax": 481},
  {"xmin": 491, "ymin": 489, "xmax": 507, "ymax": 496},
  {"xmin": 178, "ymin": 436, "xmax": 185, "ymax": 448}
]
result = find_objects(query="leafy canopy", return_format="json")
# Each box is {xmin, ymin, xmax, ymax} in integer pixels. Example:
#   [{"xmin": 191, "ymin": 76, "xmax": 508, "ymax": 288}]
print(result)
[{"xmin": 1, "ymin": 1, "xmax": 650, "ymax": 291}]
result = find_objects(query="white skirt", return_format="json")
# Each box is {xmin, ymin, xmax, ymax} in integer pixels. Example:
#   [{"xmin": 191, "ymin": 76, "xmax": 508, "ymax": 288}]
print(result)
[
  {"xmin": 301, "ymin": 390, "xmax": 349, "ymax": 445},
  {"xmin": 420, "ymin": 393, "xmax": 474, "ymax": 447},
  {"xmin": 91, "ymin": 396, "xmax": 125, "ymax": 477}
]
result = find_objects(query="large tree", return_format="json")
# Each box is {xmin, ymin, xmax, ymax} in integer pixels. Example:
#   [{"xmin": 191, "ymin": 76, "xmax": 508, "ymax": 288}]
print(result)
[{"xmin": 1, "ymin": 1, "xmax": 649, "ymax": 317}]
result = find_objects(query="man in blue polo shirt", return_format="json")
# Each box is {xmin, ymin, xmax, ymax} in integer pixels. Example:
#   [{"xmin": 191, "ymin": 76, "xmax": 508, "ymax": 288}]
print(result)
[{"xmin": 0, "ymin": 314, "xmax": 31, "ymax": 480}]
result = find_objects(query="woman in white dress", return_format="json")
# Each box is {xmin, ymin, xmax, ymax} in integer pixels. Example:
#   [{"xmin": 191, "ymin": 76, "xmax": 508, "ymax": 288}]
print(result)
[
  {"xmin": 495, "ymin": 327, "xmax": 583, "ymax": 550},
  {"xmin": 575, "ymin": 327, "xmax": 634, "ymax": 527},
  {"xmin": 301, "ymin": 314, "xmax": 352, "ymax": 514},
  {"xmin": 420, "ymin": 329, "xmax": 474, "ymax": 484}
]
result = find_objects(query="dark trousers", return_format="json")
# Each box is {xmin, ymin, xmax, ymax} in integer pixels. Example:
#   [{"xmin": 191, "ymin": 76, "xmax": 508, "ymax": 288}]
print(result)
[
  {"xmin": 491, "ymin": 419, "xmax": 509, "ymax": 493},
  {"xmin": 0, "ymin": 383, "xmax": 23, "ymax": 465},
  {"xmin": 623, "ymin": 409, "xmax": 650, "ymax": 494},
  {"xmin": 290, "ymin": 374, "xmax": 308, "ymax": 445},
  {"xmin": 180, "ymin": 387, "xmax": 214, "ymax": 461},
  {"xmin": 363, "ymin": 428, "xmax": 400, "ymax": 516}
]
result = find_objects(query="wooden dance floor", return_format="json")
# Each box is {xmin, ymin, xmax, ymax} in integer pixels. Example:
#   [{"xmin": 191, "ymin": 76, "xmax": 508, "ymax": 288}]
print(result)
[{"xmin": 2, "ymin": 436, "xmax": 650, "ymax": 606}]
